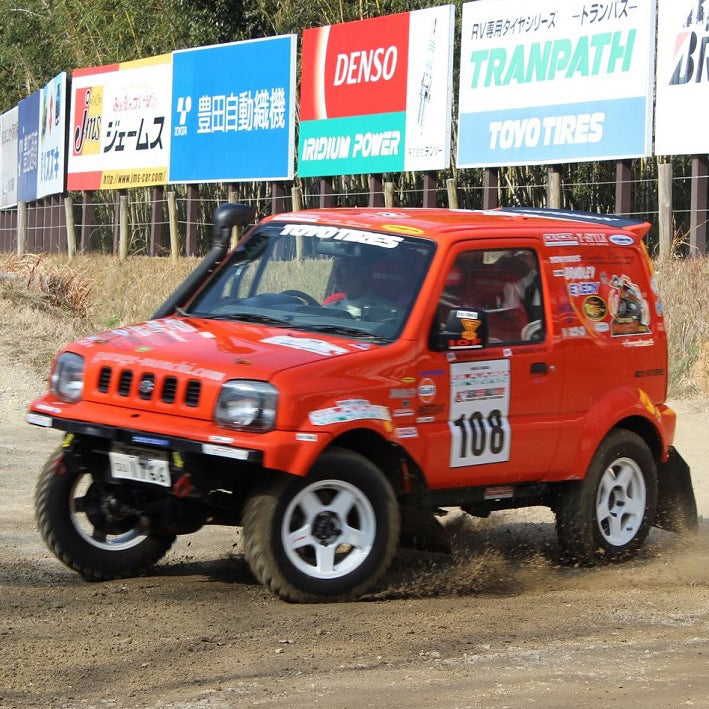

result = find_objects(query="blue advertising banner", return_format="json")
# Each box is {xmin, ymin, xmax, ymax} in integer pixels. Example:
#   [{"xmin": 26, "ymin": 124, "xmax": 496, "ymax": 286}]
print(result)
[
  {"xmin": 169, "ymin": 36, "xmax": 296, "ymax": 183},
  {"xmin": 38, "ymin": 72, "xmax": 66, "ymax": 198},
  {"xmin": 17, "ymin": 91, "xmax": 39, "ymax": 203}
]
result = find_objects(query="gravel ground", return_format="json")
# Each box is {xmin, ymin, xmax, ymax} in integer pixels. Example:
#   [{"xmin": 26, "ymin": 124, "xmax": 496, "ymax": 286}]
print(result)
[{"xmin": 1, "ymin": 349, "xmax": 708, "ymax": 708}]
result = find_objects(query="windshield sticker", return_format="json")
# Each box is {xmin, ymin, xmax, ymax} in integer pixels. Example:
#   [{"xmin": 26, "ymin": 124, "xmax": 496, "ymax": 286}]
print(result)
[
  {"xmin": 279, "ymin": 223, "xmax": 403, "ymax": 249},
  {"xmin": 308, "ymin": 399, "xmax": 392, "ymax": 426},
  {"xmin": 261, "ymin": 335, "xmax": 348, "ymax": 356},
  {"xmin": 449, "ymin": 359, "xmax": 511, "ymax": 468}
]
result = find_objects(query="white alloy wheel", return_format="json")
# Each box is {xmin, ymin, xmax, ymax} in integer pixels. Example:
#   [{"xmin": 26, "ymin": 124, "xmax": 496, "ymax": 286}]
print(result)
[
  {"xmin": 70, "ymin": 472, "xmax": 147, "ymax": 551},
  {"xmin": 595, "ymin": 456, "xmax": 647, "ymax": 546},
  {"xmin": 281, "ymin": 478, "xmax": 377, "ymax": 579}
]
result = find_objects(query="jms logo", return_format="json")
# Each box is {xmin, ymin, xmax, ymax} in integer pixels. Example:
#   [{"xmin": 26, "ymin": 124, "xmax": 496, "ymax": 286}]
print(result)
[{"xmin": 73, "ymin": 87, "xmax": 102, "ymax": 156}]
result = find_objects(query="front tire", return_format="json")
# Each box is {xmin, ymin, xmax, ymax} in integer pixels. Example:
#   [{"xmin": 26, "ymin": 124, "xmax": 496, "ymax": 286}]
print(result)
[
  {"xmin": 35, "ymin": 447, "xmax": 176, "ymax": 580},
  {"xmin": 556, "ymin": 430, "xmax": 658, "ymax": 564},
  {"xmin": 243, "ymin": 448, "xmax": 400, "ymax": 602}
]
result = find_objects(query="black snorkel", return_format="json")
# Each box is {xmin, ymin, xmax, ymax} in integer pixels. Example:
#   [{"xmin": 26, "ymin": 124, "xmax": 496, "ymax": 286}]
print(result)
[{"xmin": 152, "ymin": 203, "xmax": 255, "ymax": 319}]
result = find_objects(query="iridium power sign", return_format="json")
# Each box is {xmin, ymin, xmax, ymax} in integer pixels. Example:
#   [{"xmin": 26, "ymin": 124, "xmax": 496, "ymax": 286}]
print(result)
[
  {"xmin": 655, "ymin": 0, "xmax": 709, "ymax": 155},
  {"xmin": 298, "ymin": 5, "xmax": 454, "ymax": 177},
  {"xmin": 457, "ymin": 0, "xmax": 655, "ymax": 168}
]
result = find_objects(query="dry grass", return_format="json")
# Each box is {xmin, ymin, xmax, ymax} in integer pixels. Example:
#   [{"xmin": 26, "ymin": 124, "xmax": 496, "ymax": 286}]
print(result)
[
  {"xmin": 654, "ymin": 256, "xmax": 709, "ymax": 396},
  {"xmin": 0, "ymin": 252, "xmax": 707, "ymax": 398}
]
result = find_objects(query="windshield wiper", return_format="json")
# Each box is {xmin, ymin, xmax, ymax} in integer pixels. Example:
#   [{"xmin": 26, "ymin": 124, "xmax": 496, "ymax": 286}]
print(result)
[
  {"xmin": 306, "ymin": 324, "xmax": 391, "ymax": 343},
  {"xmin": 192, "ymin": 312, "xmax": 294, "ymax": 327}
]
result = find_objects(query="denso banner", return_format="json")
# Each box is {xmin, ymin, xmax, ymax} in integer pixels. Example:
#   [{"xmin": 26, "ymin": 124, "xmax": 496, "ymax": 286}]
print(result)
[
  {"xmin": 170, "ymin": 36, "xmax": 296, "ymax": 183},
  {"xmin": 38, "ymin": 72, "xmax": 67, "ymax": 199},
  {"xmin": 298, "ymin": 5, "xmax": 454, "ymax": 177},
  {"xmin": 655, "ymin": 0, "xmax": 709, "ymax": 155},
  {"xmin": 457, "ymin": 0, "xmax": 655, "ymax": 168},
  {"xmin": 67, "ymin": 54, "xmax": 172, "ymax": 190},
  {"xmin": 1, "ymin": 106, "xmax": 18, "ymax": 208},
  {"xmin": 17, "ymin": 92, "xmax": 40, "ymax": 203}
]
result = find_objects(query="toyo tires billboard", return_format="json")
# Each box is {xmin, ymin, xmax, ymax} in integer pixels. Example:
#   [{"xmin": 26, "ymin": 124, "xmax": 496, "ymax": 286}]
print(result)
[{"xmin": 298, "ymin": 5, "xmax": 454, "ymax": 177}]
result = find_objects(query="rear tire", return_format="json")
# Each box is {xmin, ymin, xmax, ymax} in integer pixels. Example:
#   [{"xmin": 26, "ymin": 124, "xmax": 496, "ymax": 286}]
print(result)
[
  {"xmin": 243, "ymin": 448, "xmax": 399, "ymax": 602},
  {"xmin": 35, "ymin": 447, "xmax": 176, "ymax": 580},
  {"xmin": 556, "ymin": 430, "xmax": 657, "ymax": 564}
]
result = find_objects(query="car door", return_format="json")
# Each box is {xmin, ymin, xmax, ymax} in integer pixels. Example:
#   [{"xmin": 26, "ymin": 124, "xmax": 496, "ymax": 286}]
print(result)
[{"xmin": 419, "ymin": 240, "xmax": 563, "ymax": 489}]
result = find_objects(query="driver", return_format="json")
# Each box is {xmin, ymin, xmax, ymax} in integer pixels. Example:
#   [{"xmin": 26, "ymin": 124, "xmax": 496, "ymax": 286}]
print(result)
[{"xmin": 325, "ymin": 259, "xmax": 390, "ymax": 318}]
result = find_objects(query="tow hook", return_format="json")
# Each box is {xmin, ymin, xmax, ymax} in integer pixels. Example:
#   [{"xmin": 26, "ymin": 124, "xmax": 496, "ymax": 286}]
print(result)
[{"xmin": 173, "ymin": 474, "xmax": 194, "ymax": 498}]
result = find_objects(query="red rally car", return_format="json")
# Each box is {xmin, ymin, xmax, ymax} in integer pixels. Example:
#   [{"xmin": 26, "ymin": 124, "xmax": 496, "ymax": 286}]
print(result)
[{"xmin": 27, "ymin": 204, "xmax": 698, "ymax": 601}]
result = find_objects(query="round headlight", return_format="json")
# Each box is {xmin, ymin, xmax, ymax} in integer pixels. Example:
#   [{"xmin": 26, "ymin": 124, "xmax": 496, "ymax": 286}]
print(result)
[
  {"xmin": 215, "ymin": 380, "xmax": 278, "ymax": 431},
  {"xmin": 50, "ymin": 353, "xmax": 85, "ymax": 403}
]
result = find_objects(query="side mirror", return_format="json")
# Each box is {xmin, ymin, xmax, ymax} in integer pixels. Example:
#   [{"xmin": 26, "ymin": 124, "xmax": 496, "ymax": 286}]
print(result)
[{"xmin": 431, "ymin": 309, "xmax": 488, "ymax": 351}]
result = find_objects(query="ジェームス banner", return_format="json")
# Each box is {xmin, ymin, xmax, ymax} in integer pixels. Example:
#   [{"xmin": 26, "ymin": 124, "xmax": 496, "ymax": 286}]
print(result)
[
  {"xmin": 655, "ymin": 0, "xmax": 709, "ymax": 155},
  {"xmin": 298, "ymin": 5, "xmax": 454, "ymax": 177},
  {"xmin": 68, "ymin": 54, "xmax": 172, "ymax": 190},
  {"xmin": 1, "ymin": 107, "xmax": 18, "ymax": 208},
  {"xmin": 458, "ymin": 0, "xmax": 655, "ymax": 168},
  {"xmin": 170, "ymin": 36, "xmax": 296, "ymax": 183}
]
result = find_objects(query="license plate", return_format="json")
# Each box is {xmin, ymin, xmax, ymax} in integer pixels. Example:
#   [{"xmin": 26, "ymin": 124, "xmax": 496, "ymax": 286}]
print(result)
[{"xmin": 108, "ymin": 446, "xmax": 171, "ymax": 487}]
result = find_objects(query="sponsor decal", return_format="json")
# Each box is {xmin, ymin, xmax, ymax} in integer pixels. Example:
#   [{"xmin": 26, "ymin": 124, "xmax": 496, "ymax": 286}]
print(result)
[
  {"xmin": 395, "ymin": 426, "xmax": 418, "ymax": 438},
  {"xmin": 279, "ymin": 223, "xmax": 403, "ymax": 249},
  {"xmin": 634, "ymin": 368, "xmax": 664, "ymax": 378},
  {"xmin": 401, "ymin": 376, "xmax": 416, "ymax": 383},
  {"xmin": 26, "ymin": 413, "xmax": 53, "ymax": 427},
  {"xmin": 594, "ymin": 321, "xmax": 610, "ymax": 333},
  {"xmin": 416, "ymin": 417, "xmax": 435, "ymax": 423},
  {"xmin": 262, "ymin": 334, "xmax": 348, "ymax": 356},
  {"xmin": 296, "ymin": 433, "xmax": 318, "ymax": 442},
  {"xmin": 550, "ymin": 254, "xmax": 582, "ymax": 263},
  {"xmin": 417, "ymin": 403, "xmax": 443, "ymax": 417},
  {"xmin": 390, "ymin": 388, "xmax": 416, "ymax": 399},
  {"xmin": 484, "ymin": 485, "xmax": 514, "ymax": 500},
  {"xmin": 609, "ymin": 233, "xmax": 634, "ymax": 245},
  {"xmin": 393, "ymin": 408, "xmax": 415, "ymax": 418},
  {"xmin": 132, "ymin": 435, "xmax": 169, "ymax": 447},
  {"xmin": 36, "ymin": 403, "xmax": 63, "ymax": 414},
  {"xmin": 621, "ymin": 337, "xmax": 654, "ymax": 347},
  {"xmin": 418, "ymin": 378, "xmax": 436, "ymax": 403},
  {"xmin": 309, "ymin": 399, "xmax": 392, "ymax": 426},
  {"xmin": 419, "ymin": 369, "xmax": 445, "ymax": 377},
  {"xmin": 209, "ymin": 435, "xmax": 234, "ymax": 444},
  {"xmin": 93, "ymin": 351, "xmax": 226, "ymax": 381},
  {"xmin": 582, "ymin": 295, "xmax": 607, "ymax": 321},
  {"xmin": 608, "ymin": 274, "xmax": 651, "ymax": 336},
  {"xmin": 562, "ymin": 325, "xmax": 587, "ymax": 338},
  {"xmin": 202, "ymin": 443, "xmax": 250, "ymax": 460}
]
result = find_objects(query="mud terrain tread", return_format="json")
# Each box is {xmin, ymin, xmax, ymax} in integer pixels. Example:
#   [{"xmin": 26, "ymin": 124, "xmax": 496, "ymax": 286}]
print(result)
[
  {"xmin": 243, "ymin": 449, "xmax": 400, "ymax": 603},
  {"xmin": 35, "ymin": 447, "xmax": 175, "ymax": 580}
]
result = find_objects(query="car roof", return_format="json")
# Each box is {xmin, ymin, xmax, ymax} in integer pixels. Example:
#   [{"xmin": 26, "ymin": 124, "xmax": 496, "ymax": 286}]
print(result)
[{"xmin": 265, "ymin": 207, "xmax": 651, "ymax": 242}]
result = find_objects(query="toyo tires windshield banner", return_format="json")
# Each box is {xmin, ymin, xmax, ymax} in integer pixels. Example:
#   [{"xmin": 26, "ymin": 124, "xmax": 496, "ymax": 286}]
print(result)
[
  {"xmin": 457, "ymin": 0, "xmax": 655, "ymax": 168},
  {"xmin": 298, "ymin": 5, "xmax": 454, "ymax": 177}
]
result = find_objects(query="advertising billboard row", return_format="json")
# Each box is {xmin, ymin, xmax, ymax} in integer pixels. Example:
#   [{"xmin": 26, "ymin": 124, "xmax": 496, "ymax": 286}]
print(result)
[{"xmin": 3, "ymin": 0, "xmax": 708, "ymax": 203}]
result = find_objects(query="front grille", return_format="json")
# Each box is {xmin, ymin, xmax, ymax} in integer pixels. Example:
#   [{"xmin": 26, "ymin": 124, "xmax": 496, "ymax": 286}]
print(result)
[
  {"xmin": 161, "ymin": 376, "xmax": 177, "ymax": 404},
  {"xmin": 118, "ymin": 370, "xmax": 133, "ymax": 397},
  {"xmin": 98, "ymin": 367, "xmax": 111, "ymax": 392},
  {"xmin": 185, "ymin": 380, "xmax": 201, "ymax": 407},
  {"xmin": 92, "ymin": 366, "xmax": 204, "ymax": 410}
]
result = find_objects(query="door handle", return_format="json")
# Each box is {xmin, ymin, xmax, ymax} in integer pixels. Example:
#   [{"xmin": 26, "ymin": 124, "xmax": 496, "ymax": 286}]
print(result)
[{"xmin": 530, "ymin": 362, "xmax": 548, "ymax": 374}]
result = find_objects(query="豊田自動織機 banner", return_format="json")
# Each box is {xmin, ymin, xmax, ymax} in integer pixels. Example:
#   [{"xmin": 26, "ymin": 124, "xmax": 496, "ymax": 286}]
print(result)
[
  {"xmin": 169, "ymin": 36, "xmax": 296, "ymax": 183},
  {"xmin": 655, "ymin": 0, "xmax": 709, "ymax": 155},
  {"xmin": 298, "ymin": 5, "xmax": 454, "ymax": 178},
  {"xmin": 457, "ymin": 0, "xmax": 655, "ymax": 168},
  {"xmin": 67, "ymin": 55, "xmax": 172, "ymax": 190}
]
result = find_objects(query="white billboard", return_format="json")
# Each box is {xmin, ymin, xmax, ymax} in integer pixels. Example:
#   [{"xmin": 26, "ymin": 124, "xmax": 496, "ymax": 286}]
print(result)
[
  {"xmin": 457, "ymin": 0, "xmax": 656, "ymax": 168},
  {"xmin": 655, "ymin": 0, "xmax": 709, "ymax": 155},
  {"xmin": 1, "ymin": 107, "xmax": 18, "ymax": 208}
]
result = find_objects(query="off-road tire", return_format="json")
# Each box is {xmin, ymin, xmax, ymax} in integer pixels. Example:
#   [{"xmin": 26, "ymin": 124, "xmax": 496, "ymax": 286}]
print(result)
[
  {"xmin": 35, "ymin": 447, "xmax": 176, "ymax": 580},
  {"xmin": 556, "ymin": 430, "xmax": 658, "ymax": 564},
  {"xmin": 243, "ymin": 448, "xmax": 400, "ymax": 602}
]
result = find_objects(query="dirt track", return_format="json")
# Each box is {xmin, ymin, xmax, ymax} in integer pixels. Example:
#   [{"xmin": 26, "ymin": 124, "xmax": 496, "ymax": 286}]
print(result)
[{"xmin": 1, "ymin": 353, "xmax": 708, "ymax": 708}]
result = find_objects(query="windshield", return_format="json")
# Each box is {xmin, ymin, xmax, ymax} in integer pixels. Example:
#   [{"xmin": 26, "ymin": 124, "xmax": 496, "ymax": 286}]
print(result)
[{"xmin": 187, "ymin": 221, "xmax": 435, "ymax": 342}]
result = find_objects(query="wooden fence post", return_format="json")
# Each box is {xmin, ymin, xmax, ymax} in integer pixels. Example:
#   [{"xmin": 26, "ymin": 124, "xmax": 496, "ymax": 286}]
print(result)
[
  {"xmin": 446, "ymin": 178, "xmax": 459, "ymax": 209},
  {"xmin": 690, "ymin": 155, "xmax": 708, "ymax": 256},
  {"xmin": 150, "ymin": 186, "xmax": 164, "ymax": 256},
  {"xmin": 167, "ymin": 191, "xmax": 179, "ymax": 262},
  {"xmin": 271, "ymin": 182, "xmax": 287, "ymax": 215},
  {"xmin": 615, "ymin": 159, "xmax": 632, "ymax": 216},
  {"xmin": 320, "ymin": 177, "xmax": 335, "ymax": 208},
  {"xmin": 483, "ymin": 168, "xmax": 498, "ymax": 209},
  {"xmin": 368, "ymin": 175, "xmax": 384, "ymax": 207},
  {"xmin": 291, "ymin": 185, "xmax": 303, "ymax": 211},
  {"xmin": 422, "ymin": 171, "xmax": 437, "ymax": 208},
  {"xmin": 80, "ymin": 191, "xmax": 94, "ymax": 252},
  {"xmin": 17, "ymin": 202, "xmax": 26, "ymax": 255},
  {"xmin": 547, "ymin": 165, "xmax": 562, "ymax": 209},
  {"xmin": 384, "ymin": 181, "xmax": 395, "ymax": 208},
  {"xmin": 658, "ymin": 160, "xmax": 673, "ymax": 259},
  {"xmin": 186, "ymin": 184, "xmax": 199, "ymax": 256},
  {"xmin": 64, "ymin": 196, "xmax": 76, "ymax": 260},
  {"xmin": 119, "ymin": 193, "xmax": 129, "ymax": 262}
]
